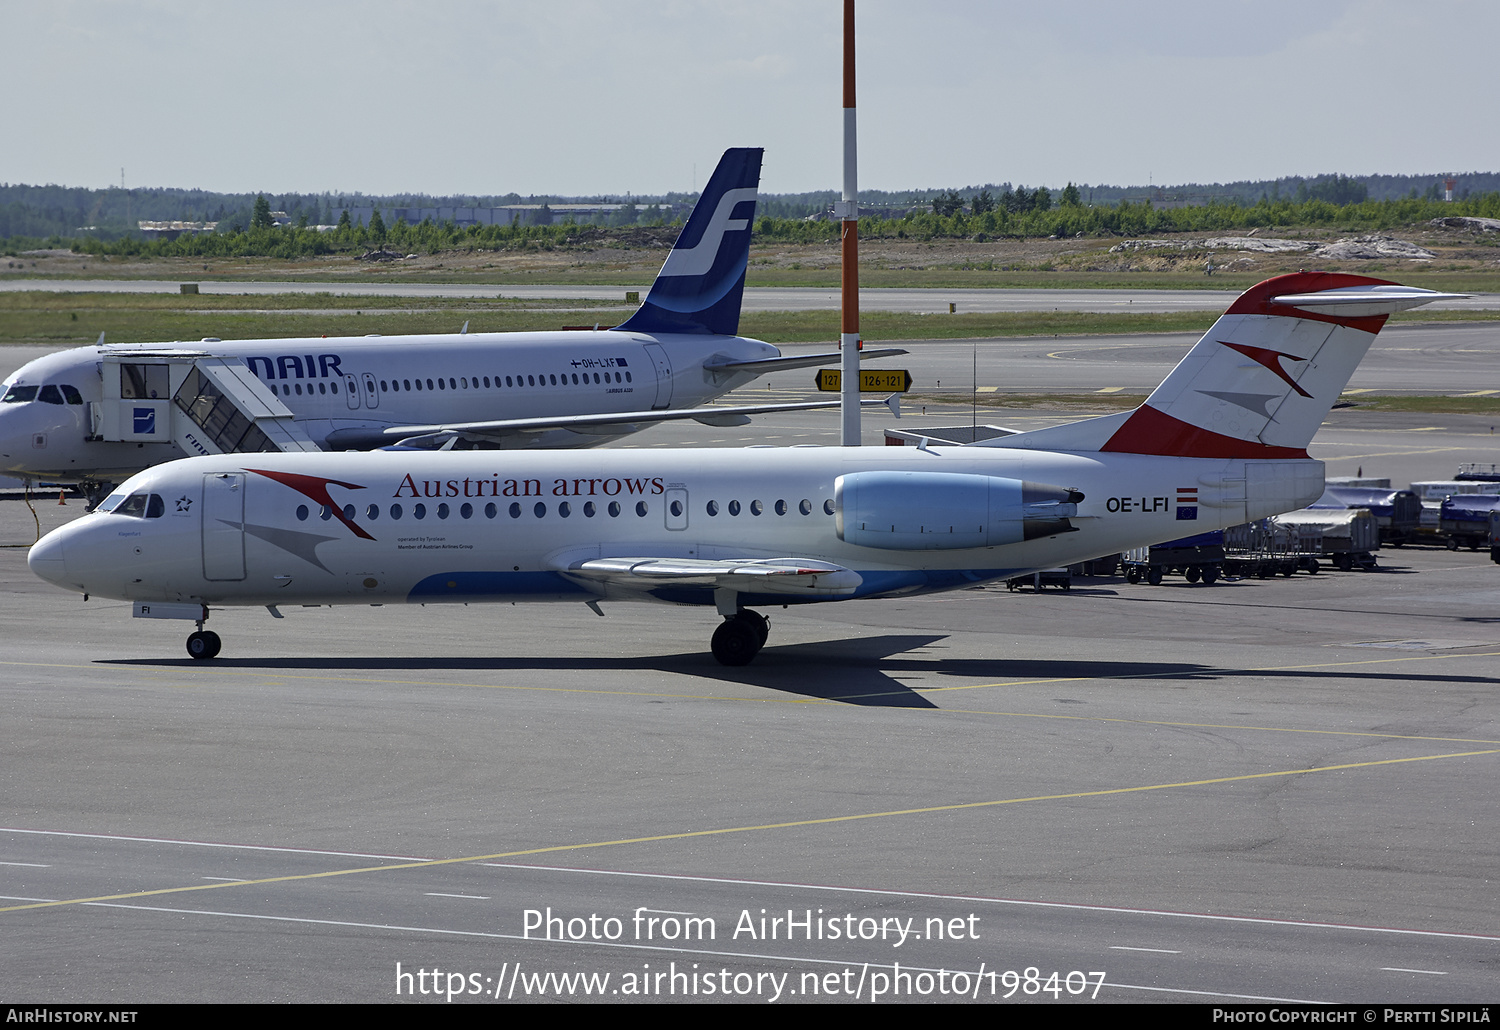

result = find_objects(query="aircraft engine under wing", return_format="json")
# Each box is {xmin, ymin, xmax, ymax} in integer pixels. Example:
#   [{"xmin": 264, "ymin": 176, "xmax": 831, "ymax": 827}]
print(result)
[
  {"xmin": 702, "ymin": 347, "xmax": 907, "ymax": 377},
  {"xmin": 558, "ymin": 556, "xmax": 863, "ymax": 598}
]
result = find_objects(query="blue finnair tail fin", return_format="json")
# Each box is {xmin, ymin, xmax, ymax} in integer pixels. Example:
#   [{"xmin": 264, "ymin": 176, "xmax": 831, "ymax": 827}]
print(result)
[{"xmin": 615, "ymin": 148, "xmax": 762, "ymax": 336}]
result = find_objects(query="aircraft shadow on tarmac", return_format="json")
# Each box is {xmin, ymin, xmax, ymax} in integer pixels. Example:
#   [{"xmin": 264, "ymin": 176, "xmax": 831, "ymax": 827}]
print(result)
[{"xmin": 100, "ymin": 631, "xmax": 1496, "ymax": 707}]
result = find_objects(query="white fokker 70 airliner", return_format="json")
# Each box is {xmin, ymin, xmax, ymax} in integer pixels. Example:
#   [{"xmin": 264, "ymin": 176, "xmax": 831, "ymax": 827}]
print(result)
[
  {"xmin": 0, "ymin": 147, "xmax": 899, "ymax": 504},
  {"xmin": 30, "ymin": 272, "xmax": 1459, "ymax": 664}
]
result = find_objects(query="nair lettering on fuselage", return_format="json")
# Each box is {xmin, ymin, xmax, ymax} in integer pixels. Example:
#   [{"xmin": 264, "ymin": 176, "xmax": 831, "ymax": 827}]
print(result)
[
  {"xmin": 392, "ymin": 475, "xmax": 666, "ymax": 499},
  {"xmin": 245, "ymin": 353, "xmax": 346, "ymax": 381}
]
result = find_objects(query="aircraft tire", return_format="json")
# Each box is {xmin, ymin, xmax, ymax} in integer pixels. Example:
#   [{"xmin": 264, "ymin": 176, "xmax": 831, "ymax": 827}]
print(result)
[
  {"xmin": 711, "ymin": 618, "xmax": 762, "ymax": 667},
  {"xmin": 186, "ymin": 631, "xmax": 221, "ymax": 661},
  {"xmin": 742, "ymin": 610, "xmax": 769, "ymax": 647}
]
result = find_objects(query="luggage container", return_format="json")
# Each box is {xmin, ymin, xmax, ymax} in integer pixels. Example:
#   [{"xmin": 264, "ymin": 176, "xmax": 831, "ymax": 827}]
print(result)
[
  {"xmin": 1005, "ymin": 568, "xmax": 1072, "ymax": 592},
  {"xmin": 1438, "ymin": 494, "xmax": 1500, "ymax": 550},
  {"xmin": 1268, "ymin": 508, "xmax": 1381, "ymax": 570},
  {"xmin": 1456, "ymin": 463, "xmax": 1500, "ymax": 483},
  {"xmin": 1122, "ymin": 531, "xmax": 1225, "ymax": 585},
  {"xmin": 1222, "ymin": 520, "xmax": 1306, "ymax": 578},
  {"xmin": 1309, "ymin": 487, "xmax": 1421, "ymax": 545},
  {"xmin": 1068, "ymin": 554, "xmax": 1121, "ymax": 578}
]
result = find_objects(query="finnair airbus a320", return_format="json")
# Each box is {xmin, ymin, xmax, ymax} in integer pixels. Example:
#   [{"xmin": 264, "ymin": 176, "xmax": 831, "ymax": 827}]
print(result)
[
  {"xmin": 0, "ymin": 148, "xmax": 899, "ymax": 504},
  {"xmin": 30, "ymin": 273, "xmax": 1460, "ymax": 665}
]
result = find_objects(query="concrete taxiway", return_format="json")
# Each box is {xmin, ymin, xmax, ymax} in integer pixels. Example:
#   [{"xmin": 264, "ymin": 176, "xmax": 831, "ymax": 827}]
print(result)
[{"xmin": 1, "ymin": 399, "xmax": 1497, "ymax": 1004}]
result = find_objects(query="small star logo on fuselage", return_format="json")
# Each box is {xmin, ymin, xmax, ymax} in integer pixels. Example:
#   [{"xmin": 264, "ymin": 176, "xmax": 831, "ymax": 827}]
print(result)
[{"xmin": 175, "ymin": 496, "xmax": 193, "ymax": 512}]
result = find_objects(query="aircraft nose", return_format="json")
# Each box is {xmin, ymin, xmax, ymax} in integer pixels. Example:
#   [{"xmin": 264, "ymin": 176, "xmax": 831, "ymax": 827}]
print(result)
[
  {"xmin": 28, "ymin": 527, "xmax": 75, "ymax": 590},
  {"xmin": 0, "ymin": 403, "xmax": 53, "ymax": 471}
]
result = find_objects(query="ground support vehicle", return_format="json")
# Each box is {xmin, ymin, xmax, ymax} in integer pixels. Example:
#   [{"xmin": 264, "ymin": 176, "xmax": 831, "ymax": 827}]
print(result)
[
  {"xmin": 1122, "ymin": 532, "xmax": 1226, "ymax": 585},
  {"xmin": 1222, "ymin": 521, "xmax": 1317, "ymax": 577},
  {"xmin": 1068, "ymin": 554, "xmax": 1121, "ymax": 578},
  {"xmin": 1268, "ymin": 509, "xmax": 1380, "ymax": 570},
  {"xmin": 1005, "ymin": 569, "xmax": 1072, "ymax": 592},
  {"xmin": 1439, "ymin": 494, "xmax": 1500, "ymax": 551},
  {"xmin": 1311, "ymin": 487, "xmax": 1421, "ymax": 546},
  {"xmin": 1411, "ymin": 481, "xmax": 1492, "ymax": 545}
]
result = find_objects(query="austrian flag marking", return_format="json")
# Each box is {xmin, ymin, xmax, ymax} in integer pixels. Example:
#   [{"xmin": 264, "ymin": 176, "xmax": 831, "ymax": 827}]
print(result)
[{"xmin": 1176, "ymin": 486, "xmax": 1199, "ymax": 521}]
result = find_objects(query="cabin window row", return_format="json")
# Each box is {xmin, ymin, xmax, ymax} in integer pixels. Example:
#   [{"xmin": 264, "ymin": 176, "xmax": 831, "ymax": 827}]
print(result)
[
  {"xmin": 379, "ymin": 371, "xmax": 631, "ymax": 392},
  {"xmin": 293, "ymin": 497, "xmax": 838, "ymax": 524},
  {"xmin": 267, "ymin": 371, "xmax": 633, "ymax": 398},
  {"xmin": 707, "ymin": 498, "xmax": 834, "ymax": 517},
  {"xmin": 296, "ymin": 499, "xmax": 653, "ymax": 522}
]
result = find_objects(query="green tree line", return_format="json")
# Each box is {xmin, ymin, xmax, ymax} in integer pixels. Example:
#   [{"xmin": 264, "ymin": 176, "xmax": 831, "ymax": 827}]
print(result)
[{"xmin": 8, "ymin": 191, "xmax": 1500, "ymax": 260}]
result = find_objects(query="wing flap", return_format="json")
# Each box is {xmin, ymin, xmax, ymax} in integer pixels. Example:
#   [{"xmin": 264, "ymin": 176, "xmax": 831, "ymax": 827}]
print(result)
[
  {"xmin": 381, "ymin": 400, "xmax": 849, "ymax": 442},
  {"xmin": 560, "ymin": 556, "xmax": 862, "ymax": 596}
]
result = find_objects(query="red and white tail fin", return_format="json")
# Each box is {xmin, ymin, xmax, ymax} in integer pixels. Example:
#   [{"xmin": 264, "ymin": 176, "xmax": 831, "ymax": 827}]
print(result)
[{"xmin": 983, "ymin": 272, "xmax": 1462, "ymax": 457}]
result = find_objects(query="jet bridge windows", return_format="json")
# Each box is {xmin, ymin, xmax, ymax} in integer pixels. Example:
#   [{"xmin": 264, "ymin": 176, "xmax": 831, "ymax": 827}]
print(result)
[
  {"xmin": 121, "ymin": 363, "xmax": 170, "ymax": 400},
  {"xmin": 174, "ymin": 368, "xmax": 277, "ymax": 454}
]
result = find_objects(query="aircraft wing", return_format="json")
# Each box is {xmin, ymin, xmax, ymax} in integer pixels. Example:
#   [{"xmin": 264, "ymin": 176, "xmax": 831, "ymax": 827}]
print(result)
[
  {"xmin": 381, "ymin": 398, "xmax": 894, "ymax": 443},
  {"xmin": 703, "ymin": 347, "xmax": 907, "ymax": 376},
  {"xmin": 559, "ymin": 556, "xmax": 862, "ymax": 597}
]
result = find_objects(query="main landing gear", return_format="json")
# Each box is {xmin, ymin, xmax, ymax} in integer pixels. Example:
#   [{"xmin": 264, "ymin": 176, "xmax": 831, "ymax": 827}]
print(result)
[{"xmin": 711, "ymin": 609, "xmax": 769, "ymax": 666}]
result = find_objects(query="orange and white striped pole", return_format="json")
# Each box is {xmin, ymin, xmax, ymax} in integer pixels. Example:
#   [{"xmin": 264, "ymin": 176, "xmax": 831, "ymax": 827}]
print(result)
[{"xmin": 839, "ymin": 0, "xmax": 861, "ymax": 446}]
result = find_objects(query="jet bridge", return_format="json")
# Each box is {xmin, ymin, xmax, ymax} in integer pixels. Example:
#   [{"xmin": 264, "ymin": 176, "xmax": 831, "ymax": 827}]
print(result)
[{"xmin": 95, "ymin": 350, "xmax": 321, "ymax": 457}]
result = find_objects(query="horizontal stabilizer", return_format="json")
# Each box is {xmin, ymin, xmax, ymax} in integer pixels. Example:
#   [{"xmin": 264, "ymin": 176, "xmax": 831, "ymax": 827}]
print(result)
[
  {"xmin": 1270, "ymin": 285, "xmax": 1466, "ymax": 317},
  {"xmin": 703, "ymin": 347, "xmax": 908, "ymax": 376}
]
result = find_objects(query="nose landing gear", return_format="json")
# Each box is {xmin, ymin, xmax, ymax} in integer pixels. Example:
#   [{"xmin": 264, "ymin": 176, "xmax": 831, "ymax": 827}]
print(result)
[
  {"xmin": 186, "ymin": 610, "xmax": 221, "ymax": 660},
  {"xmin": 186, "ymin": 630, "xmax": 222, "ymax": 660}
]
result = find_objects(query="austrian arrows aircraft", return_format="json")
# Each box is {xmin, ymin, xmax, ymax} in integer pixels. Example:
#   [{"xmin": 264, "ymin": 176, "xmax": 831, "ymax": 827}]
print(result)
[
  {"xmin": 0, "ymin": 147, "xmax": 900, "ymax": 505},
  {"xmin": 29, "ymin": 273, "xmax": 1459, "ymax": 665}
]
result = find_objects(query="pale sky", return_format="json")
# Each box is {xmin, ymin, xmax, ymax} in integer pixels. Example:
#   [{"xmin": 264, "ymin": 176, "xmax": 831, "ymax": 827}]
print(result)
[{"xmin": 2, "ymin": 0, "xmax": 1495, "ymax": 198}]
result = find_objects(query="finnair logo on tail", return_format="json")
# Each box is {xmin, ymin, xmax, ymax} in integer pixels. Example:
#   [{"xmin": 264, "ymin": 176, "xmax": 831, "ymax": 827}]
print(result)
[{"xmin": 658, "ymin": 187, "xmax": 757, "ymax": 278}]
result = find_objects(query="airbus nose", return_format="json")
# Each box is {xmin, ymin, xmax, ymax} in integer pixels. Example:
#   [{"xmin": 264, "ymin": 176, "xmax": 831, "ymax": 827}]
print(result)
[
  {"xmin": 28, "ymin": 525, "xmax": 80, "ymax": 592},
  {"xmin": 0, "ymin": 397, "xmax": 62, "ymax": 476}
]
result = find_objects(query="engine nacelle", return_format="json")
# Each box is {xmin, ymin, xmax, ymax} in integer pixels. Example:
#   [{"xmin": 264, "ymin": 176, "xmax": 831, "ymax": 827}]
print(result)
[{"xmin": 834, "ymin": 471, "xmax": 1082, "ymax": 550}]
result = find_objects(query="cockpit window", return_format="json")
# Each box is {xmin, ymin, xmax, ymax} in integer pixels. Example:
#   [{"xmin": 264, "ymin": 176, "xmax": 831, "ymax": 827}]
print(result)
[
  {"xmin": 2, "ymin": 385, "xmax": 37, "ymax": 403},
  {"xmin": 112, "ymin": 493, "xmax": 165, "ymax": 518},
  {"xmin": 60, "ymin": 385, "xmax": 83, "ymax": 404},
  {"xmin": 96, "ymin": 492, "xmax": 125, "ymax": 513},
  {"xmin": 38, "ymin": 385, "xmax": 64, "ymax": 404},
  {"xmin": 115, "ymin": 493, "xmax": 149, "ymax": 517}
]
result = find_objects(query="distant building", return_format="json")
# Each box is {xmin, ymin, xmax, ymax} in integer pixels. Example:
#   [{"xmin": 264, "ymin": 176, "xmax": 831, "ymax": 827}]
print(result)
[
  {"xmin": 138, "ymin": 220, "xmax": 218, "ymax": 240},
  {"xmin": 343, "ymin": 201, "xmax": 686, "ymax": 228}
]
